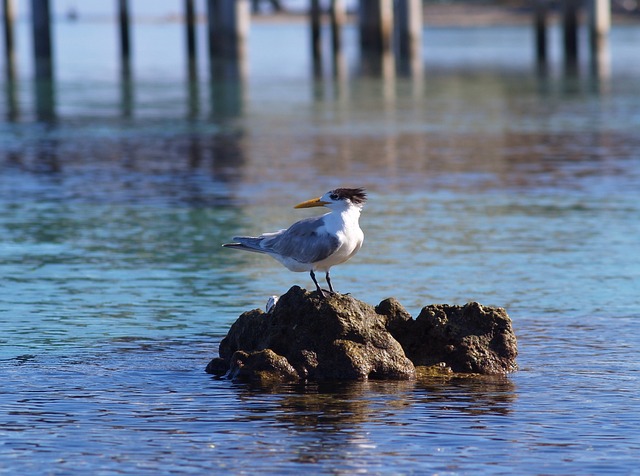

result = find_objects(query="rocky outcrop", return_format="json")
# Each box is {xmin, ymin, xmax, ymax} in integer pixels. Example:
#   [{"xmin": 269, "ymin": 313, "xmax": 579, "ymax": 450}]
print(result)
[
  {"xmin": 377, "ymin": 299, "xmax": 518, "ymax": 375},
  {"xmin": 206, "ymin": 286, "xmax": 517, "ymax": 382}
]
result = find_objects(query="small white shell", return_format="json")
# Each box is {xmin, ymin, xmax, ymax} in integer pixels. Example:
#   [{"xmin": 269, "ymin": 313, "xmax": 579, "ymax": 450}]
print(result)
[{"xmin": 265, "ymin": 296, "xmax": 279, "ymax": 313}]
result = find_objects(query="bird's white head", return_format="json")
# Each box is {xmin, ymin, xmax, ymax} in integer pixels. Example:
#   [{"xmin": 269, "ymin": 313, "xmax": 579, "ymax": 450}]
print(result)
[{"xmin": 294, "ymin": 188, "xmax": 367, "ymax": 211}]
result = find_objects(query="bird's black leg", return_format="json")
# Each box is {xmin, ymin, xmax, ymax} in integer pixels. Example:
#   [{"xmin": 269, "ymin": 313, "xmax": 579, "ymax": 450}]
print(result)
[
  {"xmin": 310, "ymin": 270, "xmax": 326, "ymax": 297},
  {"xmin": 325, "ymin": 271, "xmax": 335, "ymax": 294}
]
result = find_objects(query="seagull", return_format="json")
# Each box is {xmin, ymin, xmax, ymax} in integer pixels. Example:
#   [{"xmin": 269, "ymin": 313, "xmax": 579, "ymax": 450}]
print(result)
[{"xmin": 222, "ymin": 188, "xmax": 367, "ymax": 297}]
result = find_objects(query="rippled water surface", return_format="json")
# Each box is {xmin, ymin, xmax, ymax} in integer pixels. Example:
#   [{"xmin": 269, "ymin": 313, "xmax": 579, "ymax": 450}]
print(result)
[{"xmin": 2, "ymin": 18, "xmax": 640, "ymax": 475}]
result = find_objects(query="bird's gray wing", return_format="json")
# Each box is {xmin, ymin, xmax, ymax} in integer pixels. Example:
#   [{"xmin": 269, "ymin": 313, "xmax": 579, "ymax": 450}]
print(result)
[{"xmin": 263, "ymin": 216, "xmax": 339, "ymax": 264}]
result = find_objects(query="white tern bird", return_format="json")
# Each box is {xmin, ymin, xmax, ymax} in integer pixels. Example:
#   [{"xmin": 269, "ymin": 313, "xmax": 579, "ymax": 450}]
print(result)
[{"xmin": 222, "ymin": 188, "xmax": 367, "ymax": 297}]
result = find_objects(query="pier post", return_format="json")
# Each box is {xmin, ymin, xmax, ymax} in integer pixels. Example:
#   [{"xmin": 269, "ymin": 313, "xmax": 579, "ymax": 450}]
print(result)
[
  {"xmin": 118, "ymin": 0, "xmax": 132, "ymax": 73},
  {"xmin": 589, "ymin": 0, "xmax": 610, "ymax": 51},
  {"xmin": 207, "ymin": 0, "xmax": 249, "ymax": 117},
  {"xmin": 534, "ymin": 0, "xmax": 548, "ymax": 64},
  {"xmin": 562, "ymin": 0, "xmax": 580, "ymax": 67},
  {"xmin": 589, "ymin": 0, "xmax": 610, "ymax": 81},
  {"xmin": 185, "ymin": 0, "xmax": 199, "ymax": 118},
  {"xmin": 310, "ymin": 0, "xmax": 322, "ymax": 74},
  {"xmin": 330, "ymin": 0, "xmax": 347, "ymax": 79},
  {"xmin": 31, "ymin": 0, "xmax": 53, "ymax": 80},
  {"xmin": 3, "ymin": 0, "xmax": 18, "ymax": 120},
  {"xmin": 396, "ymin": 0, "xmax": 422, "ymax": 57},
  {"xmin": 330, "ymin": 0, "xmax": 345, "ymax": 55},
  {"xmin": 207, "ymin": 0, "xmax": 250, "ymax": 59},
  {"xmin": 359, "ymin": 0, "xmax": 394, "ymax": 76},
  {"xmin": 2, "ymin": 0, "xmax": 16, "ymax": 80},
  {"xmin": 396, "ymin": 0, "xmax": 423, "ymax": 74},
  {"xmin": 185, "ymin": 0, "xmax": 197, "ymax": 74},
  {"xmin": 359, "ymin": 0, "xmax": 394, "ymax": 54},
  {"xmin": 31, "ymin": 0, "xmax": 55, "ymax": 120},
  {"xmin": 117, "ymin": 0, "xmax": 133, "ymax": 117}
]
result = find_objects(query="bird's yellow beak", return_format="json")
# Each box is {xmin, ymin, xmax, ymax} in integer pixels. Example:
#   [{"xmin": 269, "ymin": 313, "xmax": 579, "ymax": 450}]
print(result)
[{"xmin": 294, "ymin": 197, "xmax": 329, "ymax": 209}]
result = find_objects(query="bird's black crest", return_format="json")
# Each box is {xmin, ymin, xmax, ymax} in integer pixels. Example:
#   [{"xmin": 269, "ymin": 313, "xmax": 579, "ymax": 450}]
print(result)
[{"xmin": 331, "ymin": 188, "xmax": 367, "ymax": 205}]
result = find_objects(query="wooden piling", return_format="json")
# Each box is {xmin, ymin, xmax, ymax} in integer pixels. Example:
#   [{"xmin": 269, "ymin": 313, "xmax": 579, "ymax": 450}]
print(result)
[
  {"xmin": 31, "ymin": 0, "xmax": 53, "ymax": 80},
  {"xmin": 329, "ymin": 0, "xmax": 347, "ymax": 79},
  {"xmin": 310, "ymin": 0, "xmax": 322, "ymax": 74},
  {"xmin": 185, "ymin": 0, "xmax": 197, "ymax": 64},
  {"xmin": 396, "ymin": 0, "xmax": 422, "ymax": 59},
  {"xmin": 534, "ymin": 0, "xmax": 548, "ymax": 64},
  {"xmin": 396, "ymin": 0, "xmax": 422, "ymax": 76},
  {"xmin": 116, "ymin": 0, "xmax": 133, "ymax": 116},
  {"xmin": 589, "ymin": 0, "xmax": 611, "ymax": 81},
  {"xmin": 184, "ymin": 0, "xmax": 199, "ymax": 118},
  {"xmin": 3, "ymin": 0, "xmax": 18, "ymax": 120},
  {"xmin": 31, "ymin": 0, "xmax": 55, "ymax": 120},
  {"xmin": 359, "ymin": 0, "xmax": 394, "ymax": 53},
  {"xmin": 207, "ymin": 0, "xmax": 250, "ymax": 59},
  {"xmin": 2, "ymin": 0, "xmax": 16, "ymax": 80},
  {"xmin": 330, "ymin": 0, "xmax": 345, "ymax": 55},
  {"xmin": 589, "ymin": 0, "xmax": 610, "ymax": 51},
  {"xmin": 207, "ymin": 0, "xmax": 249, "ymax": 117},
  {"xmin": 562, "ymin": 0, "xmax": 580, "ymax": 66},
  {"xmin": 118, "ymin": 0, "xmax": 132, "ymax": 74}
]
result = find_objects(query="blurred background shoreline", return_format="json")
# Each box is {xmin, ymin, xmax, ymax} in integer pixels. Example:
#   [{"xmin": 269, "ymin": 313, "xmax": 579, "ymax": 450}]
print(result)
[{"xmin": 6, "ymin": 0, "xmax": 640, "ymax": 25}]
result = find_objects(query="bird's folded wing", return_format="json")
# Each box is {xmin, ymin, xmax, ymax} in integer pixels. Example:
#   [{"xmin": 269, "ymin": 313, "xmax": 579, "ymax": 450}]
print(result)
[{"xmin": 264, "ymin": 217, "xmax": 340, "ymax": 264}]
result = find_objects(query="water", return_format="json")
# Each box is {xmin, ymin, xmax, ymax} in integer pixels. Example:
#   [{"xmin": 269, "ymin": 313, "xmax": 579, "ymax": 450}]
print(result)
[{"xmin": 2, "ymin": 17, "xmax": 640, "ymax": 474}]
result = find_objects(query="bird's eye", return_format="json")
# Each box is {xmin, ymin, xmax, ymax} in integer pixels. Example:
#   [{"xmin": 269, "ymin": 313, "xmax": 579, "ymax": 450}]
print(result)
[{"xmin": 330, "ymin": 193, "xmax": 338, "ymax": 200}]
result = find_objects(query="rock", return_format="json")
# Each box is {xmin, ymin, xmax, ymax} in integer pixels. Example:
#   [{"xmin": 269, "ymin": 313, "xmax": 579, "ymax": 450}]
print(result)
[
  {"xmin": 210, "ymin": 286, "xmax": 415, "ymax": 382},
  {"xmin": 379, "ymin": 301, "xmax": 518, "ymax": 375},
  {"xmin": 228, "ymin": 349, "xmax": 299, "ymax": 383},
  {"xmin": 376, "ymin": 297, "xmax": 413, "ymax": 336},
  {"xmin": 205, "ymin": 357, "xmax": 229, "ymax": 376},
  {"xmin": 207, "ymin": 286, "xmax": 518, "ymax": 382}
]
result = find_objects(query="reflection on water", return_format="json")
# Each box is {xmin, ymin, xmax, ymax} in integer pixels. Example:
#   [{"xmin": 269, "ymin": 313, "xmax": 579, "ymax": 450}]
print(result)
[
  {"xmin": 1, "ymin": 21, "xmax": 640, "ymax": 475},
  {"xmin": 5, "ymin": 68, "xmax": 639, "ymax": 203},
  {"xmin": 3, "ymin": 342, "xmax": 523, "ymax": 474},
  {"xmin": 6, "ymin": 331, "xmax": 638, "ymax": 475}
]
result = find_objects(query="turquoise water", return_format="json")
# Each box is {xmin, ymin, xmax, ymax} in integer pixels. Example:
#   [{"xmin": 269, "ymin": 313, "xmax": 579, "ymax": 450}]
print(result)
[{"xmin": 2, "ymin": 19, "xmax": 640, "ymax": 474}]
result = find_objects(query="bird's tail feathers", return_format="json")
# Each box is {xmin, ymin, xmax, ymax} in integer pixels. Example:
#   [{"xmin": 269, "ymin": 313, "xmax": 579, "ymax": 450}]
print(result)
[{"xmin": 222, "ymin": 237, "xmax": 266, "ymax": 254}]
